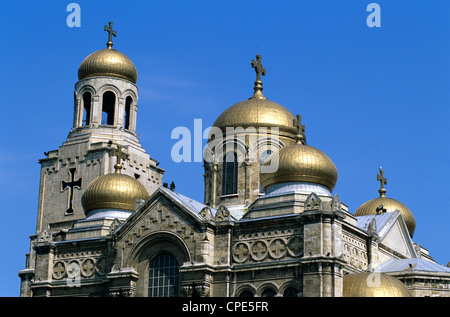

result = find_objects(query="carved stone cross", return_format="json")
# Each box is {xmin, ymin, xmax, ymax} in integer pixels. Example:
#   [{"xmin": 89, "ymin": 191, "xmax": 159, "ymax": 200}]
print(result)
[
  {"xmin": 53, "ymin": 262, "xmax": 66, "ymax": 279},
  {"xmin": 104, "ymin": 21, "xmax": 117, "ymax": 49},
  {"xmin": 252, "ymin": 241, "xmax": 267, "ymax": 259},
  {"xmin": 82, "ymin": 259, "xmax": 96, "ymax": 277},
  {"xmin": 234, "ymin": 243, "xmax": 249, "ymax": 261},
  {"xmin": 251, "ymin": 54, "xmax": 266, "ymax": 82},
  {"xmin": 270, "ymin": 239, "xmax": 286, "ymax": 258},
  {"xmin": 61, "ymin": 168, "xmax": 82, "ymax": 214}
]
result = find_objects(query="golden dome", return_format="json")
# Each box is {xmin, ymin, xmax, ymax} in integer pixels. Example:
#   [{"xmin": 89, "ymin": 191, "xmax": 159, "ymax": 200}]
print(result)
[
  {"xmin": 260, "ymin": 139, "xmax": 338, "ymax": 192},
  {"xmin": 78, "ymin": 48, "xmax": 138, "ymax": 83},
  {"xmin": 354, "ymin": 167, "xmax": 416, "ymax": 237},
  {"xmin": 213, "ymin": 97, "xmax": 297, "ymax": 135},
  {"xmin": 81, "ymin": 166, "xmax": 149, "ymax": 213},
  {"xmin": 355, "ymin": 196, "xmax": 416, "ymax": 238},
  {"xmin": 343, "ymin": 272, "xmax": 412, "ymax": 297},
  {"xmin": 213, "ymin": 54, "xmax": 296, "ymax": 135}
]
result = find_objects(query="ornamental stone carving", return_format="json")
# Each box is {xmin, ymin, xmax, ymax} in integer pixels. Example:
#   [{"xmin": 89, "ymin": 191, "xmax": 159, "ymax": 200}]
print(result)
[
  {"xmin": 215, "ymin": 205, "xmax": 231, "ymax": 221},
  {"xmin": 304, "ymin": 192, "xmax": 322, "ymax": 211},
  {"xmin": 286, "ymin": 235, "xmax": 303, "ymax": 257},
  {"xmin": 233, "ymin": 232, "xmax": 304, "ymax": 263},
  {"xmin": 269, "ymin": 238, "xmax": 287, "ymax": 259},
  {"xmin": 199, "ymin": 207, "xmax": 213, "ymax": 220},
  {"xmin": 251, "ymin": 240, "xmax": 268, "ymax": 261},
  {"xmin": 233, "ymin": 242, "xmax": 250, "ymax": 263},
  {"xmin": 331, "ymin": 193, "xmax": 341, "ymax": 211}
]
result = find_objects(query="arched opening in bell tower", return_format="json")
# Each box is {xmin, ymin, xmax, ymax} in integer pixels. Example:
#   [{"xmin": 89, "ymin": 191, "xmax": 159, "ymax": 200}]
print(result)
[
  {"xmin": 82, "ymin": 91, "xmax": 92, "ymax": 126},
  {"xmin": 124, "ymin": 96, "xmax": 132, "ymax": 130},
  {"xmin": 102, "ymin": 91, "xmax": 116, "ymax": 125}
]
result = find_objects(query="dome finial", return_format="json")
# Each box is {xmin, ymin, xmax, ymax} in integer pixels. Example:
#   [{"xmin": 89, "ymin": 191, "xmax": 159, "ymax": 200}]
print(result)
[
  {"xmin": 377, "ymin": 166, "xmax": 387, "ymax": 197},
  {"xmin": 104, "ymin": 21, "xmax": 117, "ymax": 49},
  {"xmin": 293, "ymin": 114, "xmax": 306, "ymax": 144},
  {"xmin": 111, "ymin": 144, "xmax": 128, "ymax": 174},
  {"xmin": 250, "ymin": 54, "xmax": 267, "ymax": 100}
]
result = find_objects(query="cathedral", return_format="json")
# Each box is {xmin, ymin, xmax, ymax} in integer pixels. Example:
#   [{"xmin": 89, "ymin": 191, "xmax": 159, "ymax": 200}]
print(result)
[{"xmin": 19, "ymin": 23, "xmax": 450, "ymax": 297}]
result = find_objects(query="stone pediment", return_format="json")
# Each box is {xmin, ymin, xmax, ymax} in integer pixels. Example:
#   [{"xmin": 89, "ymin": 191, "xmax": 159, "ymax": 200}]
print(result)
[
  {"xmin": 113, "ymin": 187, "xmax": 210, "ymax": 243},
  {"xmin": 356, "ymin": 211, "xmax": 417, "ymax": 258}
]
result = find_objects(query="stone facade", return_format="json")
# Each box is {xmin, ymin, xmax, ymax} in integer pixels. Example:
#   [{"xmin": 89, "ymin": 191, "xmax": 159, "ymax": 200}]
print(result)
[{"xmin": 19, "ymin": 42, "xmax": 450, "ymax": 297}]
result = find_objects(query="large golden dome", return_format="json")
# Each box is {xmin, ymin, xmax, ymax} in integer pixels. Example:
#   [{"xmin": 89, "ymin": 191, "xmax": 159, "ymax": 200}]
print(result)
[
  {"xmin": 213, "ymin": 97, "xmax": 297, "ymax": 135},
  {"xmin": 78, "ymin": 48, "xmax": 138, "ymax": 83},
  {"xmin": 260, "ymin": 139, "xmax": 338, "ymax": 192},
  {"xmin": 343, "ymin": 272, "xmax": 412, "ymax": 297},
  {"xmin": 213, "ymin": 54, "xmax": 297, "ymax": 136},
  {"xmin": 81, "ymin": 166, "xmax": 149, "ymax": 213},
  {"xmin": 354, "ymin": 167, "xmax": 416, "ymax": 237}
]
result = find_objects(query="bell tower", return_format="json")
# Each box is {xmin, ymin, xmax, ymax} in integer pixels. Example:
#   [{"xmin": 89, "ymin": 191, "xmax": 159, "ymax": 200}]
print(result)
[{"xmin": 35, "ymin": 22, "xmax": 164, "ymax": 233}]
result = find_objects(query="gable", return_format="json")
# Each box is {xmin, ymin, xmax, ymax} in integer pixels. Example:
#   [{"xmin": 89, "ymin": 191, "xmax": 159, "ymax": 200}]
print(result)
[
  {"xmin": 356, "ymin": 211, "xmax": 417, "ymax": 259},
  {"xmin": 113, "ymin": 188, "xmax": 206, "ymax": 244},
  {"xmin": 377, "ymin": 211, "xmax": 416, "ymax": 258},
  {"xmin": 382, "ymin": 221, "xmax": 412, "ymax": 257}
]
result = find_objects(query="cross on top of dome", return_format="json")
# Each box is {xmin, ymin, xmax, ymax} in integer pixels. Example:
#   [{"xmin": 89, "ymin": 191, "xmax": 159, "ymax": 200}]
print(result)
[{"xmin": 104, "ymin": 21, "xmax": 117, "ymax": 49}]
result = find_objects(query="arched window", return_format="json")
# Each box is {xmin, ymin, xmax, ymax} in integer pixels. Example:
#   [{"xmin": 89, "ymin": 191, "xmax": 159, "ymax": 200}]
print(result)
[
  {"xmin": 102, "ymin": 91, "xmax": 116, "ymax": 125},
  {"xmin": 148, "ymin": 254, "xmax": 179, "ymax": 297},
  {"xmin": 283, "ymin": 287, "xmax": 299, "ymax": 297},
  {"xmin": 124, "ymin": 96, "xmax": 132, "ymax": 130},
  {"xmin": 82, "ymin": 91, "xmax": 92, "ymax": 126},
  {"xmin": 222, "ymin": 151, "xmax": 238, "ymax": 195},
  {"xmin": 261, "ymin": 288, "xmax": 276, "ymax": 297},
  {"xmin": 238, "ymin": 290, "xmax": 254, "ymax": 297}
]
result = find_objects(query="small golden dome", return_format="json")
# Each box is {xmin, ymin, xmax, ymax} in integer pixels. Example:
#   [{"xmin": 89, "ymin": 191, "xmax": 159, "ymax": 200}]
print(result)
[
  {"xmin": 78, "ymin": 48, "xmax": 138, "ymax": 83},
  {"xmin": 355, "ymin": 196, "xmax": 416, "ymax": 238},
  {"xmin": 213, "ymin": 97, "xmax": 297, "ymax": 135},
  {"xmin": 260, "ymin": 140, "xmax": 338, "ymax": 192},
  {"xmin": 343, "ymin": 272, "xmax": 412, "ymax": 297},
  {"xmin": 354, "ymin": 167, "xmax": 416, "ymax": 237},
  {"xmin": 81, "ymin": 167, "xmax": 149, "ymax": 213}
]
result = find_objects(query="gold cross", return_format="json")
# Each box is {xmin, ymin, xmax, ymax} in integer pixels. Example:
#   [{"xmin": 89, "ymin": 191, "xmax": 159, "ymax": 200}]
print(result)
[
  {"xmin": 377, "ymin": 166, "xmax": 387, "ymax": 197},
  {"xmin": 112, "ymin": 145, "xmax": 128, "ymax": 173},
  {"xmin": 293, "ymin": 114, "xmax": 306, "ymax": 144},
  {"xmin": 104, "ymin": 22, "xmax": 117, "ymax": 49},
  {"xmin": 251, "ymin": 54, "xmax": 266, "ymax": 82}
]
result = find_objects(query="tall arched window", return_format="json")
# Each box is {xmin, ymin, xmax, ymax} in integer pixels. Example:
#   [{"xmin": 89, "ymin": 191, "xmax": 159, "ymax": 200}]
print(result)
[
  {"xmin": 102, "ymin": 91, "xmax": 116, "ymax": 125},
  {"xmin": 222, "ymin": 151, "xmax": 238, "ymax": 195},
  {"xmin": 148, "ymin": 254, "xmax": 179, "ymax": 297},
  {"xmin": 124, "ymin": 96, "xmax": 132, "ymax": 130},
  {"xmin": 82, "ymin": 91, "xmax": 92, "ymax": 126}
]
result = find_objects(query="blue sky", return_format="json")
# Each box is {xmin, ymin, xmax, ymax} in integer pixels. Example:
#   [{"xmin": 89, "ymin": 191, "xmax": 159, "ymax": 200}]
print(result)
[{"xmin": 0, "ymin": 1, "xmax": 449, "ymax": 296}]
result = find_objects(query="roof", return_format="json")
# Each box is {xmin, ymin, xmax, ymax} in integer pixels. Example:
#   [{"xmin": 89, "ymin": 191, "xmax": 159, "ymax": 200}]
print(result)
[
  {"xmin": 380, "ymin": 258, "xmax": 450, "ymax": 273},
  {"xmin": 160, "ymin": 187, "xmax": 217, "ymax": 216},
  {"xmin": 355, "ymin": 211, "xmax": 398, "ymax": 235}
]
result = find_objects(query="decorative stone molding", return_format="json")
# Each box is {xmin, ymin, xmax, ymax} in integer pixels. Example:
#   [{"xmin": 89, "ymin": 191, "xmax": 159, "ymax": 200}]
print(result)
[
  {"xmin": 195, "ymin": 284, "xmax": 210, "ymax": 297},
  {"xmin": 37, "ymin": 227, "xmax": 53, "ymax": 243},
  {"xmin": 199, "ymin": 207, "xmax": 213, "ymax": 220},
  {"xmin": 331, "ymin": 194, "xmax": 341, "ymax": 211},
  {"xmin": 232, "ymin": 234, "xmax": 304, "ymax": 263},
  {"xmin": 215, "ymin": 205, "xmax": 231, "ymax": 221},
  {"xmin": 304, "ymin": 192, "xmax": 322, "ymax": 211},
  {"xmin": 181, "ymin": 285, "xmax": 193, "ymax": 297}
]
